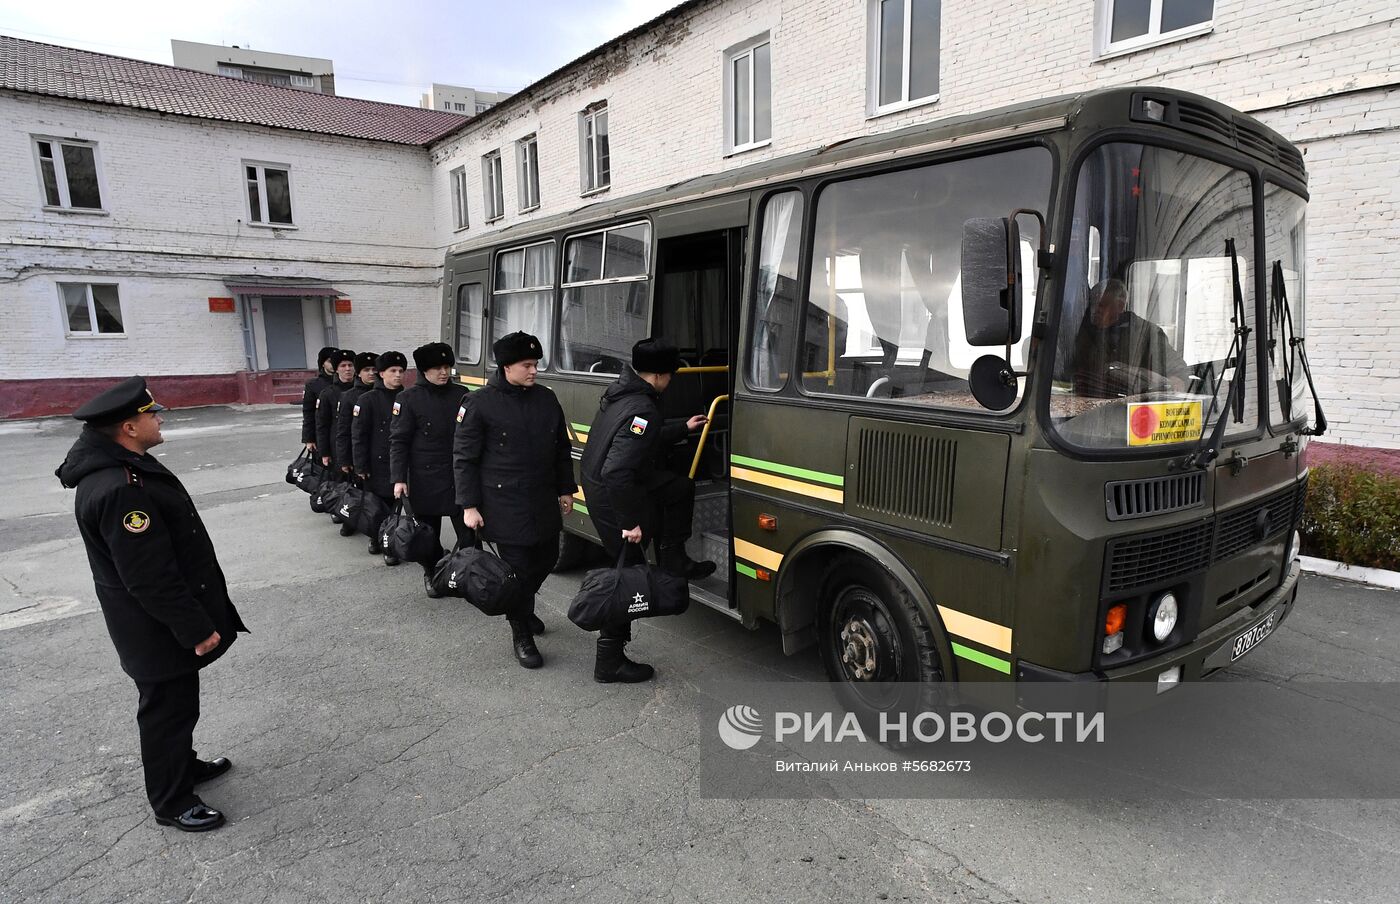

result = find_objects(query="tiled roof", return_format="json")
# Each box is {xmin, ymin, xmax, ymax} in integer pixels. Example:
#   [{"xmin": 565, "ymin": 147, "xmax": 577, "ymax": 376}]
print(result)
[{"xmin": 0, "ymin": 34, "xmax": 468, "ymax": 146}]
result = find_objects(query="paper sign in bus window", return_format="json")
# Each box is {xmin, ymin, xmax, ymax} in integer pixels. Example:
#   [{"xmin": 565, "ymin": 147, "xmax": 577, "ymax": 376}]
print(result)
[{"xmin": 1127, "ymin": 401, "xmax": 1203, "ymax": 446}]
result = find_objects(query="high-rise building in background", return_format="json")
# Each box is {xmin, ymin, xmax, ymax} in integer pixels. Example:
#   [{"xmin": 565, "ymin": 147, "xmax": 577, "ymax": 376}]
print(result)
[
  {"xmin": 420, "ymin": 83, "xmax": 511, "ymax": 115},
  {"xmin": 171, "ymin": 39, "xmax": 336, "ymax": 95}
]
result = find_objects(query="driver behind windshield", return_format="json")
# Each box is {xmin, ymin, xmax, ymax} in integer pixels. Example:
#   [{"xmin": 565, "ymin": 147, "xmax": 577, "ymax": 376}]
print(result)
[{"xmin": 1069, "ymin": 278, "xmax": 1191, "ymax": 398}]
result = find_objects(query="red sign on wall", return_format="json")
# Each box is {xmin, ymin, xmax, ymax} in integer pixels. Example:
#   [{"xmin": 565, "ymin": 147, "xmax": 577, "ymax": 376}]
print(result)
[
  {"xmin": 335, "ymin": 298, "xmax": 353, "ymax": 314},
  {"xmin": 208, "ymin": 297, "xmax": 235, "ymax": 313}
]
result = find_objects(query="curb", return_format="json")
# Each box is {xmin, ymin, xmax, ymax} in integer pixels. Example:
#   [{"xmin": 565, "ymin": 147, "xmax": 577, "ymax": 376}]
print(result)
[{"xmin": 1299, "ymin": 556, "xmax": 1400, "ymax": 591}]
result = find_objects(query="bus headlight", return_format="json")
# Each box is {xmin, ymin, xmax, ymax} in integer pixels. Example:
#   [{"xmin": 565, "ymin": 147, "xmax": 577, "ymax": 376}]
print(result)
[{"xmin": 1149, "ymin": 592, "xmax": 1179, "ymax": 643}]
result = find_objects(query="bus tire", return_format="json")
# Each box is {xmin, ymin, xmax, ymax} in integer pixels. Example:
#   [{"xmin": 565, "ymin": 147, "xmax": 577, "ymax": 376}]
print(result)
[
  {"xmin": 816, "ymin": 557, "xmax": 945, "ymax": 747},
  {"xmin": 554, "ymin": 531, "xmax": 596, "ymax": 573}
]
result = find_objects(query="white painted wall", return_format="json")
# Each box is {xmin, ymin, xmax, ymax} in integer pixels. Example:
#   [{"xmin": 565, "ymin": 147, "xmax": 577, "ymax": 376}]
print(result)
[
  {"xmin": 429, "ymin": 0, "xmax": 1400, "ymax": 447},
  {"xmin": 0, "ymin": 92, "xmax": 443, "ymax": 378}
]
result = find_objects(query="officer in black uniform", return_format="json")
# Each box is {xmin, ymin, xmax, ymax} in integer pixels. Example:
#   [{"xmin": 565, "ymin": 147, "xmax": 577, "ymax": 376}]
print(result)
[
  {"xmin": 300, "ymin": 346, "xmax": 338, "ymax": 452},
  {"xmin": 579, "ymin": 338, "xmax": 713, "ymax": 683},
  {"xmin": 352, "ymin": 350, "xmax": 407, "ymax": 563},
  {"xmin": 315, "ymin": 349, "xmax": 356, "ymax": 469},
  {"xmin": 55, "ymin": 377, "xmax": 248, "ymax": 832},
  {"xmin": 333, "ymin": 351, "xmax": 378, "ymax": 537},
  {"xmin": 390, "ymin": 342, "xmax": 469, "ymax": 596},
  {"xmin": 453, "ymin": 332, "xmax": 575, "ymax": 668}
]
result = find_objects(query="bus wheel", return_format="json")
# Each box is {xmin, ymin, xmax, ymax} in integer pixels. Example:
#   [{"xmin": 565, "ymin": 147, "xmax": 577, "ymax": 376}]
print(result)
[
  {"xmin": 554, "ymin": 531, "xmax": 596, "ymax": 573},
  {"xmin": 818, "ymin": 565, "xmax": 944, "ymax": 737}
]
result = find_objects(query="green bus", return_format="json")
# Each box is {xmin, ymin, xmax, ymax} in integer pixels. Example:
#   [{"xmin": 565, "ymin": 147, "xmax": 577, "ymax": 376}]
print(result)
[{"xmin": 440, "ymin": 86, "xmax": 1319, "ymax": 702}]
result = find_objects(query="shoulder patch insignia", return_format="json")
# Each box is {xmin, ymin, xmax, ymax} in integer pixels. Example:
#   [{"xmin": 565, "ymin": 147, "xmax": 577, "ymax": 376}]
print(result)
[
  {"xmin": 122, "ymin": 511, "xmax": 150, "ymax": 534},
  {"xmin": 392, "ymin": 401, "xmax": 401, "ymax": 415},
  {"xmin": 629, "ymin": 416, "xmax": 649, "ymax": 436},
  {"xmin": 352, "ymin": 404, "xmax": 361, "ymax": 417},
  {"xmin": 456, "ymin": 405, "xmax": 466, "ymax": 423}
]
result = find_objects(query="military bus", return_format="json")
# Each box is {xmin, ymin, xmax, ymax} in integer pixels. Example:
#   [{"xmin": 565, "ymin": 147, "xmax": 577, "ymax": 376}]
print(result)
[{"xmin": 439, "ymin": 86, "xmax": 1320, "ymax": 706}]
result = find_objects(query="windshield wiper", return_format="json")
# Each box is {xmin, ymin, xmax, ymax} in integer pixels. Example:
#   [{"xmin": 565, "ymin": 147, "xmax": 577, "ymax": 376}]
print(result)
[
  {"xmin": 1180, "ymin": 239, "xmax": 1250, "ymax": 471},
  {"xmin": 1269, "ymin": 259, "xmax": 1328, "ymax": 436}
]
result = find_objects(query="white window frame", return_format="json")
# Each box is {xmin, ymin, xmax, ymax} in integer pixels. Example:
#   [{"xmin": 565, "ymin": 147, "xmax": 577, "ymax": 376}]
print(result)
[
  {"xmin": 449, "ymin": 165, "xmax": 469, "ymax": 231},
  {"xmin": 724, "ymin": 34, "xmax": 772, "ymax": 156},
  {"xmin": 290, "ymin": 73, "xmax": 315, "ymax": 88},
  {"xmin": 32, "ymin": 136, "xmax": 107, "ymax": 214},
  {"xmin": 482, "ymin": 150, "xmax": 505, "ymax": 223},
  {"xmin": 579, "ymin": 102, "xmax": 610, "ymax": 196},
  {"xmin": 57, "ymin": 281, "xmax": 126, "ymax": 339},
  {"xmin": 517, "ymin": 134, "xmax": 541, "ymax": 213},
  {"xmin": 217, "ymin": 64, "xmax": 242, "ymax": 78},
  {"xmin": 866, "ymin": 0, "xmax": 941, "ymax": 117},
  {"xmin": 1095, "ymin": 0, "xmax": 1215, "ymax": 58},
  {"xmin": 242, "ymin": 161, "xmax": 296, "ymax": 228}
]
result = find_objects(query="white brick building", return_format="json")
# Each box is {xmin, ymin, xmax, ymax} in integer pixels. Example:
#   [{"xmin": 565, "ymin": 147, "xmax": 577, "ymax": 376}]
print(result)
[
  {"xmin": 429, "ymin": 0, "xmax": 1399, "ymax": 449},
  {"xmin": 0, "ymin": 36, "xmax": 463, "ymax": 416}
]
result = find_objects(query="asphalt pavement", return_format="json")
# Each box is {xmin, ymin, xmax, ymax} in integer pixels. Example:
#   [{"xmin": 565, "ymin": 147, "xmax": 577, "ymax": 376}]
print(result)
[{"xmin": 1, "ymin": 404, "xmax": 1397, "ymax": 903}]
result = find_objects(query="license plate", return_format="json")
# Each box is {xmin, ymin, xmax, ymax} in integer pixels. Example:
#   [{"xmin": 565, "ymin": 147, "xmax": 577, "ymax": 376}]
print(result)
[{"xmin": 1229, "ymin": 612, "xmax": 1276, "ymax": 661}]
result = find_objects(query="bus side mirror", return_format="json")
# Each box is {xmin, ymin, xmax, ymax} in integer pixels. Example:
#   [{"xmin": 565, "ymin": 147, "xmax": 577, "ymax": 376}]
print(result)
[{"xmin": 960, "ymin": 217, "xmax": 1023, "ymax": 347}]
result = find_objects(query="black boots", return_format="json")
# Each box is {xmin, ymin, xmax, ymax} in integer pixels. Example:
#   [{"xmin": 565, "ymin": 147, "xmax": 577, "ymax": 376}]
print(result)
[
  {"xmin": 423, "ymin": 571, "xmax": 442, "ymax": 598},
  {"xmin": 526, "ymin": 612, "xmax": 545, "ymax": 636},
  {"xmin": 510, "ymin": 618, "xmax": 543, "ymax": 669},
  {"xmin": 658, "ymin": 543, "xmax": 716, "ymax": 581},
  {"xmin": 594, "ymin": 631, "xmax": 654, "ymax": 683},
  {"xmin": 339, "ymin": 520, "xmax": 357, "ymax": 537}
]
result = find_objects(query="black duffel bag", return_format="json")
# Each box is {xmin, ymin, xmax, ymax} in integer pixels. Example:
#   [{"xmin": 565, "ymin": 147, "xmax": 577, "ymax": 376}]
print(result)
[
  {"xmin": 431, "ymin": 536, "xmax": 523, "ymax": 616},
  {"xmin": 334, "ymin": 480, "xmax": 365, "ymax": 525},
  {"xmin": 568, "ymin": 544, "xmax": 689, "ymax": 632},
  {"xmin": 309, "ymin": 473, "xmax": 346, "ymax": 514},
  {"xmin": 379, "ymin": 497, "xmax": 442, "ymax": 565},
  {"xmin": 285, "ymin": 448, "xmax": 316, "ymax": 491},
  {"xmin": 354, "ymin": 488, "xmax": 392, "ymax": 540}
]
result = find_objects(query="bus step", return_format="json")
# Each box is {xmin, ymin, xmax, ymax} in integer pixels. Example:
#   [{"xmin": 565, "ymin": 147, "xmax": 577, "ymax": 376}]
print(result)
[{"xmin": 690, "ymin": 580, "xmax": 741, "ymax": 621}]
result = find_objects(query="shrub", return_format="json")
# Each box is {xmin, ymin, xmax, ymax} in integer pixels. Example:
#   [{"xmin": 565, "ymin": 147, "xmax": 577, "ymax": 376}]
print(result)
[{"xmin": 1299, "ymin": 464, "xmax": 1400, "ymax": 571}]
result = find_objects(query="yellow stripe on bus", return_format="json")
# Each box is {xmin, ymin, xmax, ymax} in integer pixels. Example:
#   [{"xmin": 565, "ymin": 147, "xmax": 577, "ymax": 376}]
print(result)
[
  {"xmin": 573, "ymin": 489, "xmax": 586, "ymax": 501},
  {"xmin": 937, "ymin": 605, "xmax": 1012, "ymax": 654},
  {"xmin": 730, "ymin": 466, "xmax": 844, "ymax": 504},
  {"xmin": 733, "ymin": 537, "xmax": 783, "ymax": 571}
]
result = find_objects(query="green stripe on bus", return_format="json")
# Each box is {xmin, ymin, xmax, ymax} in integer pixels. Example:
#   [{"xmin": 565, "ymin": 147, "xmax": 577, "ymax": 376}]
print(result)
[
  {"xmin": 730, "ymin": 454, "xmax": 844, "ymax": 487},
  {"xmin": 571, "ymin": 422, "xmax": 591, "ymax": 433},
  {"xmin": 951, "ymin": 642, "xmax": 1012, "ymax": 675},
  {"xmin": 735, "ymin": 562, "xmax": 759, "ymax": 580},
  {"xmin": 573, "ymin": 502, "xmax": 589, "ymax": 515}
]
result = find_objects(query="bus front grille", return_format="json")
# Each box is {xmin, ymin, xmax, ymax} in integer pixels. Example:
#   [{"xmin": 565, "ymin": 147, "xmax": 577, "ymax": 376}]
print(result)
[
  {"xmin": 1106, "ymin": 521, "xmax": 1214, "ymax": 593},
  {"xmin": 1105, "ymin": 472, "xmax": 1205, "ymax": 521},
  {"xmin": 1214, "ymin": 485, "xmax": 1298, "ymax": 562}
]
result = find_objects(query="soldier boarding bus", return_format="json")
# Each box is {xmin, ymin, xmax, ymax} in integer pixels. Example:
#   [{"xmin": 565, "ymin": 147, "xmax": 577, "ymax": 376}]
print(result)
[{"xmin": 440, "ymin": 86, "xmax": 1322, "ymax": 714}]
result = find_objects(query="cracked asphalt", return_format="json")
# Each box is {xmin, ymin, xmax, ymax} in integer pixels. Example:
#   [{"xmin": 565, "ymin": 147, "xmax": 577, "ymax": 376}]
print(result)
[{"xmin": 1, "ymin": 405, "xmax": 1397, "ymax": 904}]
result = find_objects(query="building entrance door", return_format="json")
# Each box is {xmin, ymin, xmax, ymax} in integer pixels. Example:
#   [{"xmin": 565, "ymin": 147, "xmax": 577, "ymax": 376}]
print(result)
[{"xmin": 263, "ymin": 298, "xmax": 307, "ymax": 369}]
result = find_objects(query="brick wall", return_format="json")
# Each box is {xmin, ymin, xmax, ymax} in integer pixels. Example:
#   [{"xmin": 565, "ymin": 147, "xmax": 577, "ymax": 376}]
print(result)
[
  {"xmin": 430, "ymin": 0, "xmax": 1400, "ymax": 448},
  {"xmin": 0, "ymin": 92, "xmax": 444, "ymax": 381}
]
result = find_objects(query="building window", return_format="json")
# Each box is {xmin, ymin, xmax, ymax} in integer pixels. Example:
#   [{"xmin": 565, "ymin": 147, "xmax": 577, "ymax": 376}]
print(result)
[
  {"xmin": 450, "ymin": 166, "xmax": 469, "ymax": 230},
  {"xmin": 558, "ymin": 221, "xmax": 650, "ymax": 374},
  {"xmin": 580, "ymin": 102, "xmax": 610, "ymax": 194},
  {"xmin": 482, "ymin": 150, "xmax": 505, "ymax": 222},
  {"xmin": 217, "ymin": 64, "xmax": 242, "ymax": 78},
  {"xmin": 443, "ymin": 102, "xmax": 451, "ymax": 110},
  {"xmin": 34, "ymin": 138, "xmax": 103, "ymax": 210},
  {"xmin": 454, "ymin": 102, "xmax": 467, "ymax": 111},
  {"xmin": 869, "ymin": 0, "xmax": 940, "ymax": 113},
  {"xmin": 244, "ymin": 163, "xmax": 294, "ymax": 226},
  {"xmin": 492, "ymin": 241, "xmax": 556, "ymax": 368},
  {"xmin": 290, "ymin": 73, "xmax": 315, "ymax": 88},
  {"xmin": 476, "ymin": 102, "xmax": 492, "ymax": 114},
  {"xmin": 59, "ymin": 283, "xmax": 124, "ymax": 336},
  {"xmin": 1097, "ymin": 0, "xmax": 1214, "ymax": 55},
  {"xmin": 517, "ymin": 134, "xmax": 540, "ymax": 212},
  {"xmin": 725, "ymin": 36, "xmax": 772, "ymax": 153}
]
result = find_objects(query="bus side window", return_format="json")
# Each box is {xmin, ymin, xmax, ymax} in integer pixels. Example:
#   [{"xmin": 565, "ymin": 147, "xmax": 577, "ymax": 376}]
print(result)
[{"xmin": 747, "ymin": 191, "xmax": 804, "ymax": 390}]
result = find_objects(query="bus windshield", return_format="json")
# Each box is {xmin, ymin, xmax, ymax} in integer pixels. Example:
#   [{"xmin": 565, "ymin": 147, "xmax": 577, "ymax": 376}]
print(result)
[{"xmin": 1050, "ymin": 143, "xmax": 1257, "ymax": 451}]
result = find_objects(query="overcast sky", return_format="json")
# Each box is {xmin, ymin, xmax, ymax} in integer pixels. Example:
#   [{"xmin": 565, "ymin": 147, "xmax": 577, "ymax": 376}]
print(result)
[{"xmin": 0, "ymin": 0, "xmax": 682, "ymax": 105}]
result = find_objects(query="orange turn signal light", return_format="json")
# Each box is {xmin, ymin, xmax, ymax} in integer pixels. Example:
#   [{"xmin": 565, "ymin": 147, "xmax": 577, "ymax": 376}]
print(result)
[
  {"xmin": 1105, "ymin": 604, "xmax": 1127, "ymax": 636},
  {"xmin": 758, "ymin": 514, "xmax": 778, "ymax": 531},
  {"xmin": 755, "ymin": 568, "xmax": 773, "ymax": 582}
]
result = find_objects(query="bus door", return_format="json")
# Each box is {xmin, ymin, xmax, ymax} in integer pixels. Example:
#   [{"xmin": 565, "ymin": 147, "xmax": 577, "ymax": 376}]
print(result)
[
  {"xmin": 651, "ymin": 197, "xmax": 749, "ymax": 615},
  {"xmin": 446, "ymin": 250, "xmax": 489, "ymax": 386}
]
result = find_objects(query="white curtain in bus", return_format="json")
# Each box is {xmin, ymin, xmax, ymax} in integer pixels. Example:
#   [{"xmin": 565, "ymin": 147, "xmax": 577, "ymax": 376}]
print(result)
[{"xmin": 751, "ymin": 191, "xmax": 802, "ymax": 388}]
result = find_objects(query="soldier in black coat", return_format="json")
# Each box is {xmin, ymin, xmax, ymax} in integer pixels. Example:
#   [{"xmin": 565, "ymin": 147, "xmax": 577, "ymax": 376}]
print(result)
[
  {"xmin": 579, "ymin": 339, "xmax": 713, "ymax": 683},
  {"xmin": 315, "ymin": 350, "xmax": 356, "ymax": 468},
  {"xmin": 390, "ymin": 341, "xmax": 469, "ymax": 596},
  {"xmin": 454, "ymin": 332, "xmax": 576, "ymax": 668},
  {"xmin": 353, "ymin": 351, "xmax": 407, "ymax": 563},
  {"xmin": 55, "ymin": 377, "xmax": 249, "ymax": 832},
  {"xmin": 332, "ymin": 352, "xmax": 378, "ymax": 538},
  {"xmin": 300, "ymin": 346, "xmax": 338, "ymax": 451}
]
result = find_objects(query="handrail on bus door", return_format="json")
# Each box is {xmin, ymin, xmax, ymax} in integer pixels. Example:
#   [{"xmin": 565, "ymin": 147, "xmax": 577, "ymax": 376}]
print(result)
[{"xmin": 689, "ymin": 394, "xmax": 730, "ymax": 480}]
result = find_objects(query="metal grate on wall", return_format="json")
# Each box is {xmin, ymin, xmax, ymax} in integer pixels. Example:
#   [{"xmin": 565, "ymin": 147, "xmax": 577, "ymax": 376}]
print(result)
[{"xmin": 850, "ymin": 430, "xmax": 957, "ymax": 528}]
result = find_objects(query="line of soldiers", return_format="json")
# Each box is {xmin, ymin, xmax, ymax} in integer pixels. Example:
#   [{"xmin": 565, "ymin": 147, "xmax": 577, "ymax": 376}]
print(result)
[{"xmin": 298, "ymin": 334, "xmax": 715, "ymax": 681}]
